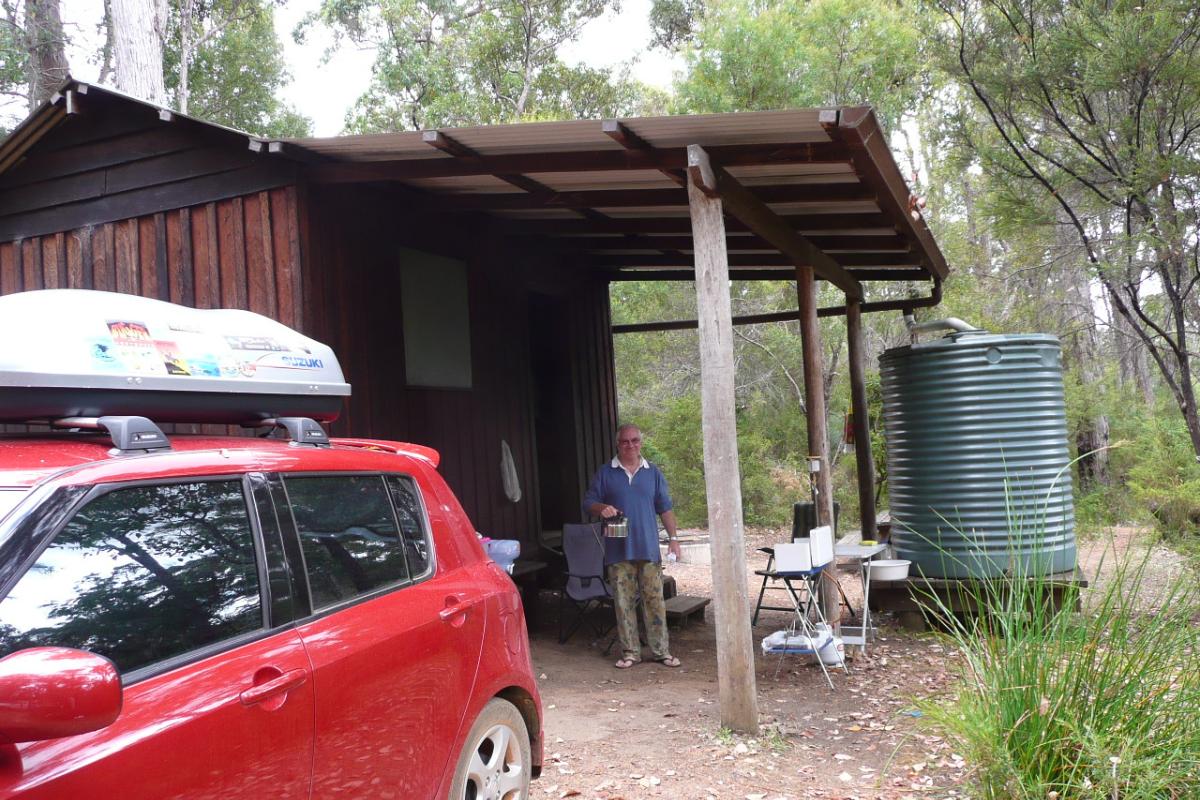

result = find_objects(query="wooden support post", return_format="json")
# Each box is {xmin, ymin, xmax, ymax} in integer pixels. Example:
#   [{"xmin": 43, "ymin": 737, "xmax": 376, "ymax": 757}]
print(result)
[
  {"xmin": 796, "ymin": 265, "xmax": 840, "ymax": 621},
  {"xmin": 847, "ymin": 298, "xmax": 877, "ymax": 540},
  {"xmin": 687, "ymin": 146, "xmax": 759, "ymax": 734}
]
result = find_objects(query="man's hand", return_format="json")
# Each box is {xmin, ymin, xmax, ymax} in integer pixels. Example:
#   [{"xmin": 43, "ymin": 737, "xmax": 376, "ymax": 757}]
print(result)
[
  {"xmin": 667, "ymin": 538, "xmax": 682, "ymax": 561},
  {"xmin": 600, "ymin": 504, "xmax": 620, "ymax": 519}
]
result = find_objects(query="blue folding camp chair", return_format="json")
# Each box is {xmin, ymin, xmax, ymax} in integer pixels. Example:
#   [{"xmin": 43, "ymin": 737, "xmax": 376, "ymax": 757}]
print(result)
[{"xmin": 557, "ymin": 523, "xmax": 615, "ymax": 644}]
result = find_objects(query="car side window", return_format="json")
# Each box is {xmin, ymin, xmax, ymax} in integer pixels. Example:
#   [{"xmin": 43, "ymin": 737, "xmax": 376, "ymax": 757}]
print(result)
[
  {"xmin": 385, "ymin": 475, "xmax": 432, "ymax": 578},
  {"xmin": 0, "ymin": 480, "xmax": 262, "ymax": 674},
  {"xmin": 284, "ymin": 475, "xmax": 411, "ymax": 610}
]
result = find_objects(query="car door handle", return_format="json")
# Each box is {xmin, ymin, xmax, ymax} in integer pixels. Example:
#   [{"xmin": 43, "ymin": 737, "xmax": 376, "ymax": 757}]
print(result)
[
  {"xmin": 240, "ymin": 668, "xmax": 308, "ymax": 706},
  {"xmin": 439, "ymin": 596, "xmax": 480, "ymax": 622}
]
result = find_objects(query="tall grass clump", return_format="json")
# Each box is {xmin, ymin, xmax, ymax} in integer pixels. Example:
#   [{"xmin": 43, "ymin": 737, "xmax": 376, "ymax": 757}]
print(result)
[{"xmin": 920, "ymin": 542, "xmax": 1200, "ymax": 798}]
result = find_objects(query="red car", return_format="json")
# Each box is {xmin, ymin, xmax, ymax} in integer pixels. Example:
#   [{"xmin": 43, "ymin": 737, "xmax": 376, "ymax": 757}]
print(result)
[{"xmin": 0, "ymin": 424, "xmax": 543, "ymax": 799}]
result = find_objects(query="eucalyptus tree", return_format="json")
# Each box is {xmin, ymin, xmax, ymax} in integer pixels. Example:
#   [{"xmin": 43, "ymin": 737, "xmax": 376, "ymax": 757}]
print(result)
[
  {"xmin": 165, "ymin": 0, "xmax": 310, "ymax": 136},
  {"xmin": 303, "ymin": 0, "xmax": 655, "ymax": 131},
  {"xmin": 673, "ymin": 0, "xmax": 929, "ymax": 130},
  {"xmin": 0, "ymin": 0, "xmax": 69, "ymax": 119},
  {"xmin": 933, "ymin": 0, "xmax": 1200, "ymax": 457}
]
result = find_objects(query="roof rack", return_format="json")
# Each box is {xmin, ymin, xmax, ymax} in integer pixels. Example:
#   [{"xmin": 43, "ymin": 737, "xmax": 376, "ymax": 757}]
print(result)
[
  {"xmin": 52, "ymin": 416, "xmax": 172, "ymax": 453},
  {"xmin": 247, "ymin": 417, "xmax": 331, "ymax": 447}
]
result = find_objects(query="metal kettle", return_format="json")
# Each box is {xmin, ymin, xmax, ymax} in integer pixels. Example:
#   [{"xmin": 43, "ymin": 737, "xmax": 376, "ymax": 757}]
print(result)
[{"xmin": 602, "ymin": 514, "xmax": 629, "ymax": 538}]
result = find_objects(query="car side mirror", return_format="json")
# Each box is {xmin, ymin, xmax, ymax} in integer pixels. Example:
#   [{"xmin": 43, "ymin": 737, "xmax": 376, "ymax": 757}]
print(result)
[{"xmin": 0, "ymin": 647, "xmax": 122, "ymax": 744}]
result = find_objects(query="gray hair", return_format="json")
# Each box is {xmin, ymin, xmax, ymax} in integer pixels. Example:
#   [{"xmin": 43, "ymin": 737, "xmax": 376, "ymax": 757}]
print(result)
[{"xmin": 615, "ymin": 423, "xmax": 641, "ymax": 441}]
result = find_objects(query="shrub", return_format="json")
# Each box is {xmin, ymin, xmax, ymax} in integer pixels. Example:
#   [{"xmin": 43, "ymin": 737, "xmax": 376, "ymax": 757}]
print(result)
[
  {"xmin": 1126, "ymin": 416, "xmax": 1200, "ymax": 537},
  {"xmin": 921, "ymin": 540, "xmax": 1200, "ymax": 798},
  {"xmin": 634, "ymin": 392, "xmax": 811, "ymax": 528}
]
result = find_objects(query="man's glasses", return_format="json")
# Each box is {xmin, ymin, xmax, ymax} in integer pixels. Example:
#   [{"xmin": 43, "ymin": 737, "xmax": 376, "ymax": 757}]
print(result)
[{"xmin": 618, "ymin": 437, "xmax": 641, "ymax": 445}]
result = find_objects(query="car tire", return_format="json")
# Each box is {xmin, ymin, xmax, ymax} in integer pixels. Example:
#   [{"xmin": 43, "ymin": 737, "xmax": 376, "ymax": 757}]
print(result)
[{"xmin": 448, "ymin": 697, "xmax": 532, "ymax": 800}]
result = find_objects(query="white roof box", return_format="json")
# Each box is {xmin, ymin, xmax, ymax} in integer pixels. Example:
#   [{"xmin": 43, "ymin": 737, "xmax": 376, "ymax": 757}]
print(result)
[{"xmin": 0, "ymin": 290, "xmax": 351, "ymax": 424}]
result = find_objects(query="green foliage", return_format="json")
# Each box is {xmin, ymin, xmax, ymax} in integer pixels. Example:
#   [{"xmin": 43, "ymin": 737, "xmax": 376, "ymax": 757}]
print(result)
[
  {"xmin": 929, "ymin": 0, "xmax": 1200, "ymax": 458},
  {"xmin": 633, "ymin": 392, "xmax": 808, "ymax": 528},
  {"xmin": 0, "ymin": 3, "xmax": 28, "ymax": 97},
  {"xmin": 308, "ymin": 0, "xmax": 655, "ymax": 132},
  {"xmin": 648, "ymin": 0, "xmax": 703, "ymax": 50},
  {"xmin": 1126, "ymin": 414, "xmax": 1200, "ymax": 537},
  {"xmin": 673, "ymin": 0, "xmax": 930, "ymax": 128},
  {"xmin": 165, "ymin": 0, "xmax": 311, "ymax": 136},
  {"xmin": 922, "ymin": 543, "xmax": 1200, "ymax": 798}
]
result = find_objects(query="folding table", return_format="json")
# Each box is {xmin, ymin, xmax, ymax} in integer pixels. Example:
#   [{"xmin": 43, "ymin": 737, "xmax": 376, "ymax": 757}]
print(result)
[{"xmin": 835, "ymin": 541, "xmax": 888, "ymax": 654}]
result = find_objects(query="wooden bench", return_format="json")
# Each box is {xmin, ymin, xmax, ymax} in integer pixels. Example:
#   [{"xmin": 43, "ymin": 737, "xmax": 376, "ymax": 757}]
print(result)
[{"xmin": 665, "ymin": 594, "xmax": 710, "ymax": 628}]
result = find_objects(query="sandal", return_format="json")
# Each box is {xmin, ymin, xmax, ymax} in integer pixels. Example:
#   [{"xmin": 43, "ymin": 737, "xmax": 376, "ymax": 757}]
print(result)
[
  {"xmin": 655, "ymin": 655, "xmax": 681, "ymax": 668},
  {"xmin": 614, "ymin": 656, "xmax": 638, "ymax": 669}
]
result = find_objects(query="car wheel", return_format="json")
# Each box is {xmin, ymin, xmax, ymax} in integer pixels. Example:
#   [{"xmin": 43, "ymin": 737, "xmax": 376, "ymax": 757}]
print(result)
[{"xmin": 448, "ymin": 698, "xmax": 531, "ymax": 800}]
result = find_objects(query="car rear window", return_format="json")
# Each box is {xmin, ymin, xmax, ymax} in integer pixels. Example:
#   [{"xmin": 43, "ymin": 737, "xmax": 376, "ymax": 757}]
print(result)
[
  {"xmin": 0, "ymin": 480, "xmax": 262, "ymax": 674},
  {"xmin": 284, "ymin": 475, "xmax": 424, "ymax": 610}
]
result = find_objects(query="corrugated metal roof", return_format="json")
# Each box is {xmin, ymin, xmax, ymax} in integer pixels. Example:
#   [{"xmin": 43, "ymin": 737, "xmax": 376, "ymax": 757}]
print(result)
[
  {"xmin": 278, "ymin": 107, "xmax": 948, "ymax": 287},
  {"xmin": 0, "ymin": 80, "xmax": 949, "ymax": 288}
]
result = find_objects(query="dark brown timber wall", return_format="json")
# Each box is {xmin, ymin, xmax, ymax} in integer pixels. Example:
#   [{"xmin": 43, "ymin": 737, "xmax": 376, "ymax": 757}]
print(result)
[
  {"xmin": 301, "ymin": 185, "xmax": 618, "ymax": 547},
  {"xmin": 0, "ymin": 96, "xmax": 298, "ymax": 243},
  {"xmin": 0, "ymin": 189, "xmax": 302, "ymax": 325}
]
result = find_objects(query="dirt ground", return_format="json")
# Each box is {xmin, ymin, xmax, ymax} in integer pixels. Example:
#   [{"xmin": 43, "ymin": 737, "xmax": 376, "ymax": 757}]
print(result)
[{"xmin": 524, "ymin": 526, "xmax": 1171, "ymax": 800}]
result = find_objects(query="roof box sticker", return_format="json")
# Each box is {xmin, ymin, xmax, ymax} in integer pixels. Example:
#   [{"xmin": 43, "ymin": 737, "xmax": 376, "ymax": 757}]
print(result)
[{"xmin": 0, "ymin": 290, "xmax": 351, "ymax": 424}]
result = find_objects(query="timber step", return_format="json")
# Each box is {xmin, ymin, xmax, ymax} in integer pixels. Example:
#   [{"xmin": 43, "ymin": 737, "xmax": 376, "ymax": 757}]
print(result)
[{"xmin": 665, "ymin": 594, "xmax": 710, "ymax": 627}]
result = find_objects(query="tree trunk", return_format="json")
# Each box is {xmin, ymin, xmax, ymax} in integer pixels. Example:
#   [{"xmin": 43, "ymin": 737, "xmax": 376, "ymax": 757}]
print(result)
[
  {"xmin": 1057, "ymin": 213, "xmax": 1108, "ymax": 487},
  {"xmin": 25, "ymin": 0, "xmax": 70, "ymax": 109},
  {"xmin": 111, "ymin": 0, "xmax": 167, "ymax": 104},
  {"xmin": 179, "ymin": 0, "xmax": 193, "ymax": 114}
]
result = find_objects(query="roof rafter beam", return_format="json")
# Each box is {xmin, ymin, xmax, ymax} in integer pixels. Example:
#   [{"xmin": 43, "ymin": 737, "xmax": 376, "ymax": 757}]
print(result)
[
  {"xmin": 304, "ymin": 141, "xmax": 847, "ymax": 183},
  {"xmin": 602, "ymin": 119, "xmax": 686, "ymax": 187},
  {"xmin": 605, "ymin": 268, "xmax": 928, "ymax": 282},
  {"xmin": 686, "ymin": 144, "xmax": 863, "ymax": 300},
  {"xmin": 540, "ymin": 233, "xmax": 910, "ymax": 253},
  {"xmin": 501, "ymin": 212, "xmax": 897, "ymax": 236},
  {"xmin": 423, "ymin": 130, "xmax": 547, "ymax": 195},
  {"xmin": 821, "ymin": 108, "xmax": 948, "ymax": 280},
  {"xmin": 426, "ymin": 182, "xmax": 873, "ymax": 211},
  {"xmin": 585, "ymin": 253, "xmax": 920, "ymax": 268},
  {"xmin": 423, "ymin": 129, "xmax": 610, "ymax": 222}
]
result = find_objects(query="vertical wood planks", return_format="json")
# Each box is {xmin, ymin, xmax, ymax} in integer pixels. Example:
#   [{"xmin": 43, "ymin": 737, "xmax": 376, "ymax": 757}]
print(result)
[
  {"xmin": 0, "ymin": 189, "xmax": 303, "ymax": 318},
  {"xmin": 217, "ymin": 198, "xmax": 247, "ymax": 309},
  {"xmin": 114, "ymin": 218, "xmax": 138, "ymax": 294},
  {"xmin": 21, "ymin": 239, "xmax": 42, "ymax": 290},
  {"xmin": 0, "ymin": 243, "xmax": 20, "ymax": 293},
  {"xmin": 66, "ymin": 228, "xmax": 87, "ymax": 288},
  {"xmin": 93, "ymin": 224, "xmax": 115, "ymax": 291}
]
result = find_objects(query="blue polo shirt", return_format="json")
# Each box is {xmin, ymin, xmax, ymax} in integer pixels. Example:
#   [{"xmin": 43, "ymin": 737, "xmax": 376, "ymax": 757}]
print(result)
[{"xmin": 583, "ymin": 457, "xmax": 673, "ymax": 565}]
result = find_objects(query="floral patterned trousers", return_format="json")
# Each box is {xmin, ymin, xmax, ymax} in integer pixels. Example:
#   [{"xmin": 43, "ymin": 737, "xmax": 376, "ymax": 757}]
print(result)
[{"xmin": 607, "ymin": 560, "xmax": 670, "ymax": 661}]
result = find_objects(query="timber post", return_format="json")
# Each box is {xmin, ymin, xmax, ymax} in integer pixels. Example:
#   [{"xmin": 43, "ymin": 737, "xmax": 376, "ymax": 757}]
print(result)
[
  {"xmin": 796, "ymin": 265, "xmax": 840, "ymax": 621},
  {"xmin": 686, "ymin": 144, "xmax": 759, "ymax": 733},
  {"xmin": 847, "ymin": 298, "xmax": 877, "ymax": 540}
]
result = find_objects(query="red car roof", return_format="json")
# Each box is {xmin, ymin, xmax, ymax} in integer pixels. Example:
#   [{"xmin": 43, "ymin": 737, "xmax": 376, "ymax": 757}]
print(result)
[{"xmin": 0, "ymin": 434, "xmax": 440, "ymax": 488}]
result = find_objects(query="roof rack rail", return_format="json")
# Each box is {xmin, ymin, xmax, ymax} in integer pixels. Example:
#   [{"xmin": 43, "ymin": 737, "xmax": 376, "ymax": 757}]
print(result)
[
  {"xmin": 248, "ymin": 417, "xmax": 330, "ymax": 447},
  {"xmin": 53, "ymin": 416, "xmax": 172, "ymax": 453}
]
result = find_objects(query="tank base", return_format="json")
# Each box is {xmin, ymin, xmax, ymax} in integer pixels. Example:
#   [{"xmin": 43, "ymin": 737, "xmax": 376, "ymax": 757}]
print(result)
[{"xmin": 870, "ymin": 567, "xmax": 1089, "ymax": 632}]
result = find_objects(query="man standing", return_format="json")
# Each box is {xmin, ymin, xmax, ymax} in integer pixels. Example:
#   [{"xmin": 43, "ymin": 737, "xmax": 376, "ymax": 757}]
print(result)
[{"xmin": 584, "ymin": 423, "xmax": 682, "ymax": 669}]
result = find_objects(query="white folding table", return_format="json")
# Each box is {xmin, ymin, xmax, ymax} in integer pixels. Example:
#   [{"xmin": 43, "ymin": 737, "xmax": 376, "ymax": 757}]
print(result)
[{"xmin": 835, "ymin": 542, "xmax": 888, "ymax": 654}]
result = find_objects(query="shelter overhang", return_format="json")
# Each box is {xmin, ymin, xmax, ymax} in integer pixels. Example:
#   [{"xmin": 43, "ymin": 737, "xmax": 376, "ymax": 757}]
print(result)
[
  {"xmin": 0, "ymin": 80, "xmax": 947, "ymax": 291},
  {"xmin": 280, "ymin": 107, "xmax": 948, "ymax": 290}
]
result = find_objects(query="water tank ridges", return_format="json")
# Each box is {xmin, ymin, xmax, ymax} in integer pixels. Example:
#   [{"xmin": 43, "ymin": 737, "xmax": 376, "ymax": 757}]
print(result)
[{"xmin": 879, "ymin": 331, "xmax": 1076, "ymax": 578}]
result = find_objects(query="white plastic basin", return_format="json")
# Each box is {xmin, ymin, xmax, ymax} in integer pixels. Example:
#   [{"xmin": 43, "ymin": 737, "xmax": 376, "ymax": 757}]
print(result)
[{"xmin": 869, "ymin": 559, "xmax": 911, "ymax": 582}]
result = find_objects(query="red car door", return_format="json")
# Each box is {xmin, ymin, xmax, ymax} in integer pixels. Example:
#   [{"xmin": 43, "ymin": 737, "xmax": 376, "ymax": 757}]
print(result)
[
  {"xmin": 281, "ymin": 473, "xmax": 486, "ymax": 799},
  {"xmin": 1, "ymin": 631, "xmax": 315, "ymax": 800},
  {"xmin": 0, "ymin": 479, "xmax": 315, "ymax": 800}
]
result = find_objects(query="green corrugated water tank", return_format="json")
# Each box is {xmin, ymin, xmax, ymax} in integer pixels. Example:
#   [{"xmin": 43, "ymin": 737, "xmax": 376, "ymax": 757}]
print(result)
[{"xmin": 879, "ymin": 330, "xmax": 1075, "ymax": 579}]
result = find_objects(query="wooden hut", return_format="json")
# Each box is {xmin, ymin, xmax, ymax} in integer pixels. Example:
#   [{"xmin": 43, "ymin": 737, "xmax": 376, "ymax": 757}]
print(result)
[{"xmin": 0, "ymin": 79, "xmax": 947, "ymax": 588}]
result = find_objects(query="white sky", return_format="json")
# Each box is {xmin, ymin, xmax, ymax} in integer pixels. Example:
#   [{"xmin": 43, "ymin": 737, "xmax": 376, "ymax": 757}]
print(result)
[{"xmin": 49, "ymin": 0, "xmax": 682, "ymax": 137}]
